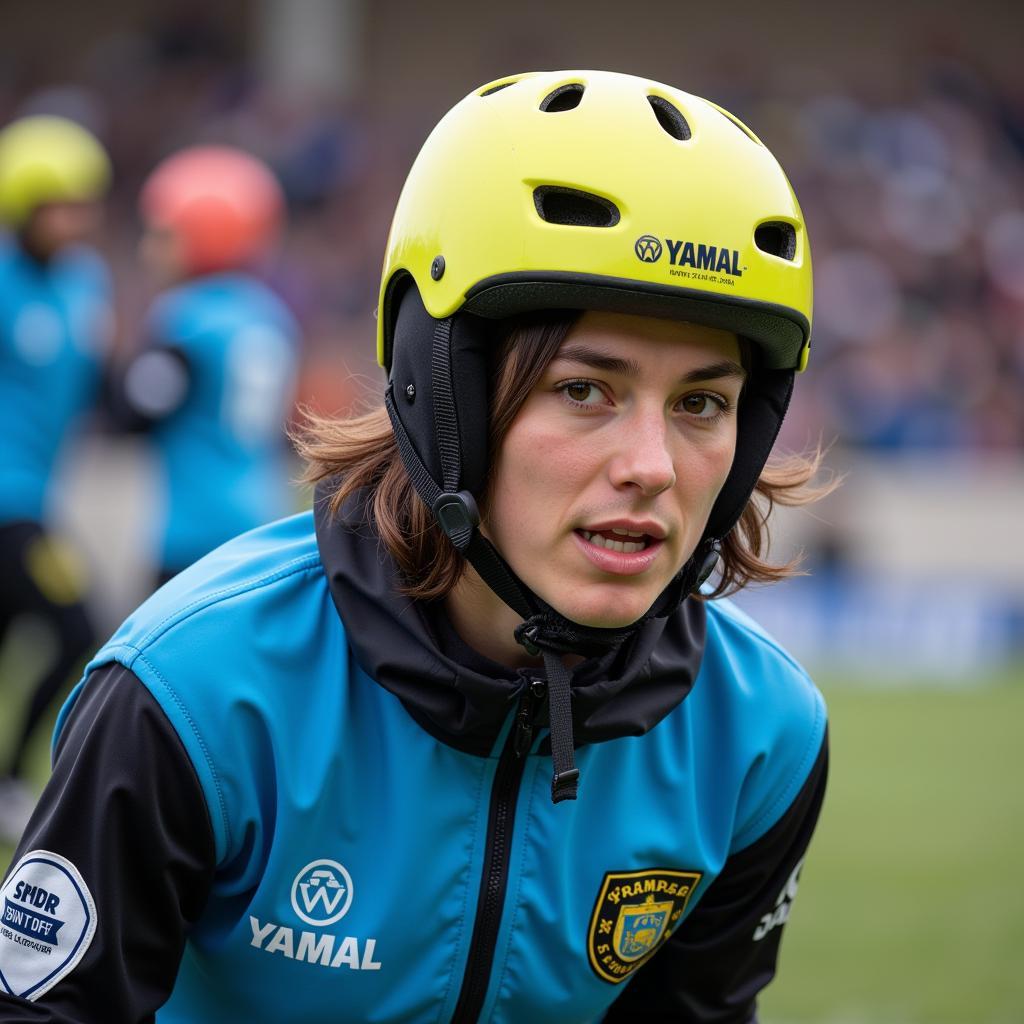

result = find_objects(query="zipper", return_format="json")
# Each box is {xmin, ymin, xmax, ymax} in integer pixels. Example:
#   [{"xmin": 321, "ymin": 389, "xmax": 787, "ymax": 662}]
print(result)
[
  {"xmin": 450, "ymin": 679, "xmax": 547, "ymax": 1023},
  {"xmin": 513, "ymin": 678, "xmax": 547, "ymax": 758}
]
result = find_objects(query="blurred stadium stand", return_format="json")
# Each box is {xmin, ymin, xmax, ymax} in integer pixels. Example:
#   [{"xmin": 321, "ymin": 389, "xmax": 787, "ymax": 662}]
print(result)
[{"xmin": 3, "ymin": 0, "xmax": 1023, "ymax": 672}]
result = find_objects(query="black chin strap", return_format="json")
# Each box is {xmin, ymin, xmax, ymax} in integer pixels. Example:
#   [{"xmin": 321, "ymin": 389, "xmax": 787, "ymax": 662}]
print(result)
[{"xmin": 386, "ymin": 316, "xmax": 719, "ymax": 803}]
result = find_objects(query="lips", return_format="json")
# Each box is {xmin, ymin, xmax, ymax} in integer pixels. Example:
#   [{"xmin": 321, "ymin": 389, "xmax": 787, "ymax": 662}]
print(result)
[{"xmin": 572, "ymin": 524, "xmax": 668, "ymax": 577}]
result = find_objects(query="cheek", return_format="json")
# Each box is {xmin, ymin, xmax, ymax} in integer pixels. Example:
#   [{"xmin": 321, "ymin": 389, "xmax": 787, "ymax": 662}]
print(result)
[
  {"xmin": 500, "ymin": 419, "xmax": 592, "ymax": 492},
  {"xmin": 711, "ymin": 436, "xmax": 738, "ymax": 490},
  {"xmin": 488, "ymin": 423, "xmax": 592, "ymax": 535},
  {"xmin": 679, "ymin": 433, "xmax": 737, "ymax": 512}
]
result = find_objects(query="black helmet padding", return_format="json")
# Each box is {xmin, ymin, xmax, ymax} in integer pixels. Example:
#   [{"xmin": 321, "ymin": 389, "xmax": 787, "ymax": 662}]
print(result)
[
  {"xmin": 388, "ymin": 280, "xmax": 491, "ymax": 497},
  {"xmin": 705, "ymin": 366, "xmax": 794, "ymax": 542}
]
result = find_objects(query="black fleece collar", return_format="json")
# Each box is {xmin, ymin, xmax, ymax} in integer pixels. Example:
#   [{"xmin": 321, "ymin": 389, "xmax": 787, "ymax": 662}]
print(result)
[{"xmin": 314, "ymin": 484, "xmax": 707, "ymax": 757}]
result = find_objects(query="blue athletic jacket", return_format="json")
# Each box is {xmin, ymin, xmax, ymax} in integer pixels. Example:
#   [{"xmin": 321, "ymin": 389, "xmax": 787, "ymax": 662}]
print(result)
[
  {"xmin": 136, "ymin": 273, "xmax": 299, "ymax": 572},
  {"xmin": 0, "ymin": 236, "xmax": 111, "ymax": 523},
  {"xmin": 0, "ymin": 497, "xmax": 827, "ymax": 1023}
]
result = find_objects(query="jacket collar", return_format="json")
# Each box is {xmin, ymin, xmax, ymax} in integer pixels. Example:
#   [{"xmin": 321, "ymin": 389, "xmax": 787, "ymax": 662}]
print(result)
[{"xmin": 314, "ymin": 483, "xmax": 706, "ymax": 756}]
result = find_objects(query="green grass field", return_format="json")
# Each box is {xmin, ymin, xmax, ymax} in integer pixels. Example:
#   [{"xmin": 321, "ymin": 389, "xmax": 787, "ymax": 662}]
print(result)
[
  {"xmin": 3, "ymin": 660, "xmax": 1023, "ymax": 1023},
  {"xmin": 760, "ymin": 673, "xmax": 1024, "ymax": 1024}
]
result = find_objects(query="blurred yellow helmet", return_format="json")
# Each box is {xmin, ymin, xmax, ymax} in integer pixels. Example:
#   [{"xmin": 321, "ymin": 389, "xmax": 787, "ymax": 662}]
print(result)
[
  {"xmin": 0, "ymin": 115, "xmax": 111, "ymax": 227},
  {"xmin": 379, "ymin": 69, "xmax": 812, "ymax": 372}
]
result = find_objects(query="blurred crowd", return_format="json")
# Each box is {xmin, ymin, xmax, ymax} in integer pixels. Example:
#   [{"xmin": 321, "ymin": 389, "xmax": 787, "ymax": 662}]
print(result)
[
  {"xmin": 3, "ymin": 12, "xmax": 1022, "ymax": 452},
  {"xmin": 730, "ymin": 59, "xmax": 1024, "ymax": 452}
]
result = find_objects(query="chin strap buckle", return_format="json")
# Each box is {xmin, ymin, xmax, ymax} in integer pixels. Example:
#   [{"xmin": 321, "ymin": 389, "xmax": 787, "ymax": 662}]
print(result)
[{"xmin": 431, "ymin": 490, "xmax": 479, "ymax": 553}]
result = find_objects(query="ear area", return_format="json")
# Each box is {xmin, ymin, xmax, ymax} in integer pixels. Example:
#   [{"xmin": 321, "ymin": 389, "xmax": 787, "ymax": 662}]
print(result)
[
  {"xmin": 705, "ymin": 367, "xmax": 794, "ymax": 541},
  {"xmin": 388, "ymin": 282, "xmax": 493, "ymax": 497}
]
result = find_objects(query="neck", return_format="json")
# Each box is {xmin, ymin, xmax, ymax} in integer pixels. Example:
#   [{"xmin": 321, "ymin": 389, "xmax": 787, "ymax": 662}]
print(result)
[
  {"xmin": 444, "ymin": 565, "xmax": 591, "ymax": 672},
  {"xmin": 444, "ymin": 565, "xmax": 542, "ymax": 669},
  {"xmin": 17, "ymin": 229, "xmax": 54, "ymax": 266}
]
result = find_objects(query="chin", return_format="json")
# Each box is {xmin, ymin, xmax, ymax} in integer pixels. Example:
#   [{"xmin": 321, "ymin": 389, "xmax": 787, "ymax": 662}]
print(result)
[{"xmin": 544, "ymin": 586, "xmax": 657, "ymax": 631}]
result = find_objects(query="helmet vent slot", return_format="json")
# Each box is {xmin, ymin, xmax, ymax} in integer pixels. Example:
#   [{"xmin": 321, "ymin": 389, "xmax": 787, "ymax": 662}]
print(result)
[
  {"xmin": 754, "ymin": 222, "xmax": 797, "ymax": 260},
  {"xmin": 540, "ymin": 84, "xmax": 585, "ymax": 112},
  {"xmin": 534, "ymin": 186, "xmax": 620, "ymax": 228},
  {"xmin": 480, "ymin": 80, "xmax": 517, "ymax": 97},
  {"xmin": 647, "ymin": 96, "xmax": 691, "ymax": 140}
]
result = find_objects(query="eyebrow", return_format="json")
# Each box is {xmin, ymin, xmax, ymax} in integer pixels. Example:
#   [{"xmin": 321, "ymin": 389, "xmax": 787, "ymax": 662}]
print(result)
[{"xmin": 554, "ymin": 344, "xmax": 747, "ymax": 384}]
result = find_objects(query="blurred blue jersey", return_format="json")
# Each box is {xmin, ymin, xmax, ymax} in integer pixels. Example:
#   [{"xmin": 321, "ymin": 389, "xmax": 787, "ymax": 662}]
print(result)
[
  {"xmin": 144, "ymin": 273, "xmax": 299, "ymax": 573},
  {"xmin": 0, "ymin": 236, "xmax": 111, "ymax": 523}
]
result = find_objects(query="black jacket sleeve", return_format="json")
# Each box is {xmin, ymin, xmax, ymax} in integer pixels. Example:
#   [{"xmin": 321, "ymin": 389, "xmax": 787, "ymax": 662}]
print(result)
[
  {"xmin": 0, "ymin": 664, "xmax": 216, "ymax": 1024},
  {"xmin": 103, "ymin": 347, "xmax": 191, "ymax": 433},
  {"xmin": 604, "ymin": 730, "xmax": 828, "ymax": 1024}
]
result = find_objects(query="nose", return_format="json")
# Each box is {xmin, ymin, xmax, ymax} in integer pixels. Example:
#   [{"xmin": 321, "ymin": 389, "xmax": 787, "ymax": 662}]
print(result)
[{"xmin": 607, "ymin": 406, "xmax": 676, "ymax": 496}]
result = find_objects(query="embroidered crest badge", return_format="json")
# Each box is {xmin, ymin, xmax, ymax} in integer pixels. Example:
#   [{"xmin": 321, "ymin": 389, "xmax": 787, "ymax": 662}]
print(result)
[{"xmin": 587, "ymin": 868, "xmax": 702, "ymax": 983}]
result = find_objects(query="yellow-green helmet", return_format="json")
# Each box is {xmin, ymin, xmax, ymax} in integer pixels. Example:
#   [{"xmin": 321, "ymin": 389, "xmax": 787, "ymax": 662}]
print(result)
[
  {"xmin": 379, "ymin": 69, "xmax": 812, "ymax": 373},
  {"xmin": 383, "ymin": 74, "xmax": 813, "ymax": 596},
  {"xmin": 0, "ymin": 115, "xmax": 111, "ymax": 227},
  {"xmin": 382, "ymin": 70, "xmax": 812, "ymax": 555}
]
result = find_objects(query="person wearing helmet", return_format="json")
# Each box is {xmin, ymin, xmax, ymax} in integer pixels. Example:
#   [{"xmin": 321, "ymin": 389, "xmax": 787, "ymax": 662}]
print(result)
[
  {"xmin": 0, "ymin": 72, "xmax": 829, "ymax": 1022},
  {"xmin": 0, "ymin": 116, "xmax": 112, "ymax": 846},
  {"xmin": 106, "ymin": 145, "xmax": 300, "ymax": 586}
]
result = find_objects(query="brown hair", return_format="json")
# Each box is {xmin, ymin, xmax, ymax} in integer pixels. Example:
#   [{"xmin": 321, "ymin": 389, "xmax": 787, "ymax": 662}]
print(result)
[{"xmin": 296, "ymin": 314, "xmax": 834, "ymax": 602}]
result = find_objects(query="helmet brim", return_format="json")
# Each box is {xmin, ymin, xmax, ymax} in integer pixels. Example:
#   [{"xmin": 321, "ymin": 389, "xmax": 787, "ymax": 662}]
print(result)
[{"xmin": 460, "ymin": 271, "xmax": 808, "ymax": 371}]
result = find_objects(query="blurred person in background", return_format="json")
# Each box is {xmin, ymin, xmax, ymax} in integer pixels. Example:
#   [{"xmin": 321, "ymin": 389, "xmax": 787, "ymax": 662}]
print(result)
[
  {"xmin": 0, "ymin": 72, "xmax": 828, "ymax": 1021},
  {"xmin": 107, "ymin": 145, "xmax": 300, "ymax": 587},
  {"xmin": 0, "ymin": 116, "xmax": 112, "ymax": 845}
]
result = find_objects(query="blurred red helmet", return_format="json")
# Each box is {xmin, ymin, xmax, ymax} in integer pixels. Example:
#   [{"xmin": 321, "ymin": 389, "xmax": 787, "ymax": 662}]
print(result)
[{"xmin": 139, "ymin": 145, "xmax": 284, "ymax": 274}]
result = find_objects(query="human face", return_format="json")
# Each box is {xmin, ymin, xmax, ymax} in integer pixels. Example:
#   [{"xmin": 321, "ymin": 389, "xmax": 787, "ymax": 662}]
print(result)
[
  {"xmin": 24, "ymin": 201, "xmax": 102, "ymax": 256},
  {"xmin": 484, "ymin": 311, "xmax": 744, "ymax": 629},
  {"xmin": 139, "ymin": 224, "xmax": 188, "ymax": 286}
]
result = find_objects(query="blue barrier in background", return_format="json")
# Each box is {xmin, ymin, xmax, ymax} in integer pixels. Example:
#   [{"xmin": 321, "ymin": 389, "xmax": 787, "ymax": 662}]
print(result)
[{"xmin": 731, "ymin": 573, "xmax": 1024, "ymax": 680}]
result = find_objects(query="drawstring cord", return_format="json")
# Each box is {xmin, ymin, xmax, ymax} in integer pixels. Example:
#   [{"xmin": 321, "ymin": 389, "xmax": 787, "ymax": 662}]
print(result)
[
  {"xmin": 514, "ymin": 615, "xmax": 635, "ymax": 803},
  {"xmin": 515, "ymin": 621, "xmax": 578, "ymax": 801}
]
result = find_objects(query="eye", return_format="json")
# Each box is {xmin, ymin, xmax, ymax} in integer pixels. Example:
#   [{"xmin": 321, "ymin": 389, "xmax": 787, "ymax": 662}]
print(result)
[
  {"xmin": 678, "ymin": 391, "xmax": 728, "ymax": 420},
  {"xmin": 557, "ymin": 379, "xmax": 607, "ymax": 407}
]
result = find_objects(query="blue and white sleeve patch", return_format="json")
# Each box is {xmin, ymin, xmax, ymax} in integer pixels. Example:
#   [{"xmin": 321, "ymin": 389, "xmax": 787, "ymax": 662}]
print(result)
[{"xmin": 0, "ymin": 850, "xmax": 97, "ymax": 1001}]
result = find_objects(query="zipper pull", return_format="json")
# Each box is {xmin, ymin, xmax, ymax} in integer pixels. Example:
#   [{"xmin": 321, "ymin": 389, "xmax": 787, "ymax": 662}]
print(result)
[
  {"xmin": 513, "ymin": 679, "xmax": 547, "ymax": 759},
  {"xmin": 513, "ymin": 706, "xmax": 534, "ymax": 758}
]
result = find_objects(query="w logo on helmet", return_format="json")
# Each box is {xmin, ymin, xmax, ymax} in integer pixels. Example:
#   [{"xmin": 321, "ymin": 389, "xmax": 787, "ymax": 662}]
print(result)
[
  {"xmin": 634, "ymin": 235, "xmax": 663, "ymax": 263},
  {"xmin": 290, "ymin": 859, "xmax": 354, "ymax": 926}
]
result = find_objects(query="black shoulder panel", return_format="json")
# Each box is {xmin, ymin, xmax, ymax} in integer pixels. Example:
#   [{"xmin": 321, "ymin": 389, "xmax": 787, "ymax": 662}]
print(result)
[{"xmin": 0, "ymin": 664, "xmax": 215, "ymax": 1022}]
